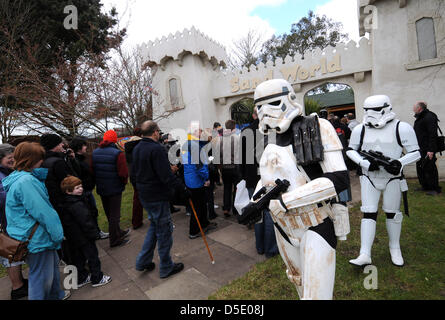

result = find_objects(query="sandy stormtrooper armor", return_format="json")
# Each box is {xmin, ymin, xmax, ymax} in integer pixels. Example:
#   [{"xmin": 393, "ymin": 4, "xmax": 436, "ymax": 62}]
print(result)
[
  {"xmin": 248, "ymin": 79, "xmax": 350, "ymax": 300},
  {"xmin": 346, "ymin": 95, "xmax": 420, "ymax": 267}
]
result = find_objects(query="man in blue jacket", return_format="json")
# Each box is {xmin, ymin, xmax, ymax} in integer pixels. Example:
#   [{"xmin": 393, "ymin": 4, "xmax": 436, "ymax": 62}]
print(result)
[
  {"xmin": 132, "ymin": 121, "xmax": 188, "ymax": 279},
  {"xmin": 182, "ymin": 124, "xmax": 217, "ymax": 239}
]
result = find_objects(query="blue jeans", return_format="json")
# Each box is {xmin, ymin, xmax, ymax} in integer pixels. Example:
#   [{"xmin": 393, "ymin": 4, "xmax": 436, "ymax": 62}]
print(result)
[
  {"xmin": 27, "ymin": 250, "xmax": 64, "ymax": 300},
  {"xmin": 248, "ymin": 188, "xmax": 279, "ymax": 257},
  {"xmin": 135, "ymin": 200, "xmax": 174, "ymax": 278}
]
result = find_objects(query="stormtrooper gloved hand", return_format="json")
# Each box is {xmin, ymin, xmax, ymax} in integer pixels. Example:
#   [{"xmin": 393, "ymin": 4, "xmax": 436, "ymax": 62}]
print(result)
[
  {"xmin": 384, "ymin": 160, "xmax": 402, "ymax": 175},
  {"xmin": 361, "ymin": 159, "xmax": 380, "ymax": 172}
]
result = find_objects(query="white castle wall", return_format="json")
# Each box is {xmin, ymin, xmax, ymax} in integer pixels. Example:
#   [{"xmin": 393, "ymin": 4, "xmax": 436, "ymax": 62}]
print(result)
[
  {"xmin": 366, "ymin": 0, "xmax": 445, "ymax": 176},
  {"xmin": 140, "ymin": 0, "xmax": 445, "ymax": 177}
]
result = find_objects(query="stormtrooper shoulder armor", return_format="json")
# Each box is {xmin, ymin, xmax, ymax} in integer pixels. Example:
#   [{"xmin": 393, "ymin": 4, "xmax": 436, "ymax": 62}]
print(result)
[
  {"xmin": 397, "ymin": 121, "xmax": 420, "ymax": 153},
  {"xmin": 319, "ymin": 118, "xmax": 344, "ymax": 152}
]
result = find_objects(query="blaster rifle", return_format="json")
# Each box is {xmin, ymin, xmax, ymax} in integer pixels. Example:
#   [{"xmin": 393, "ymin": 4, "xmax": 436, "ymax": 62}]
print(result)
[
  {"xmin": 359, "ymin": 150, "xmax": 402, "ymax": 175},
  {"xmin": 359, "ymin": 150, "xmax": 392, "ymax": 167},
  {"xmin": 237, "ymin": 179, "xmax": 290, "ymax": 226}
]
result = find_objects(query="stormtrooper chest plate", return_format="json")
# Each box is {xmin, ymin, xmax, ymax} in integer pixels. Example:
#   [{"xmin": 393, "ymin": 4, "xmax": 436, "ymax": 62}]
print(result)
[{"xmin": 361, "ymin": 121, "xmax": 403, "ymax": 160}]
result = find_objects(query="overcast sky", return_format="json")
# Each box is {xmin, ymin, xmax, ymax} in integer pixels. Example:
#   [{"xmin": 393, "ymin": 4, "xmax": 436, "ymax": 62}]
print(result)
[{"xmin": 101, "ymin": 0, "xmax": 360, "ymax": 55}]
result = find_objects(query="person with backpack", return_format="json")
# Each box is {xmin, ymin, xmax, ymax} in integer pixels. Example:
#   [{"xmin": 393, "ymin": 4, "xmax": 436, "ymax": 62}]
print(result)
[{"xmin": 413, "ymin": 101, "xmax": 442, "ymax": 195}]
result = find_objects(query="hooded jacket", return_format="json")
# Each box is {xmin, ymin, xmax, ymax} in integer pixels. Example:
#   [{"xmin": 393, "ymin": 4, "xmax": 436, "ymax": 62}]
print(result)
[
  {"xmin": 42, "ymin": 150, "xmax": 80, "ymax": 209},
  {"xmin": 182, "ymin": 134, "xmax": 209, "ymax": 189},
  {"xmin": 2, "ymin": 169, "xmax": 64, "ymax": 253}
]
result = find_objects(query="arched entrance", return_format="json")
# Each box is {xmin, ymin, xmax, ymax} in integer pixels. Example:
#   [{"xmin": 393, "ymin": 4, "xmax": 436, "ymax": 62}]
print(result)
[
  {"xmin": 230, "ymin": 97, "xmax": 255, "ymax": 129},
  {"xmin": 304, "ymin": 82, "xmax": 356, "ymax": 120}
]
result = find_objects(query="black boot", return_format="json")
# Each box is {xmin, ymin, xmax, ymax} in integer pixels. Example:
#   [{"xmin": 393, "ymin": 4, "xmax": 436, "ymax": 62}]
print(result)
[{"xmin": 11, "ymin": 279, "xmax": 28, "ymax": 300}]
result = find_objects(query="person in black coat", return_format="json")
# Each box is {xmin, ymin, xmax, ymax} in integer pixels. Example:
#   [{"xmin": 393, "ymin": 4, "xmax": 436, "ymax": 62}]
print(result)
[
  {"xmin": 413, "ymin": 102, "xmax": 442, "ymax": 194},
  {"xmin": 240, "ymin": 111, "xmax": 278, "ymax": 258},
  {"xmin": 133, "ymin": 120, "xmax": 188, "ymax": 279},
  {"xmin": 123, "ymin": 129, "xmax": 146, "ymax": 229},
  {"xmin": 40, "ymin": 133, "xmax": 81, "ymax": 264},
  {"xmin": 61, "ymin": 176, "xmax": 112, "ymax": 288},
  {"xmin": 70, "ymin": 137, "xmax": 109, "ymax": 239},
  {"xmin": 40, "ymin": 134, "xmax": 80, "ymax": 212}
]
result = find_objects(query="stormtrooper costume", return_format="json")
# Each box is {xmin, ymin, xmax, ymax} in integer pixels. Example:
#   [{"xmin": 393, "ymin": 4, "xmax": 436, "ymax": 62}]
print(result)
[
  {"xmin": 346, "ymin": 95, "xmax": 420, "ymax": 267},
  {"xmin": 250, "ymin": 79, "xmax": 350, "ymax": 300}
]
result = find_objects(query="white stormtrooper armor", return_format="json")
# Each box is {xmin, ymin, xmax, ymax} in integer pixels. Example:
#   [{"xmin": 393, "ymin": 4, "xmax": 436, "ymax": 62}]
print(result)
[
  {"xmin": 346, "ymin": 95, "xmax": 420, "ymax": 267},
  {"xmin": 248, "ymin": 79, "xmax": 350, "ymax": 300}
]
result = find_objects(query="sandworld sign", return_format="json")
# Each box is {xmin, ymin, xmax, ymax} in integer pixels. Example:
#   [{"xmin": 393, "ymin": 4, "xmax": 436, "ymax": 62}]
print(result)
[{"xmin": 230, "ymin": 54, "xmax": 342, "ymax": 93}]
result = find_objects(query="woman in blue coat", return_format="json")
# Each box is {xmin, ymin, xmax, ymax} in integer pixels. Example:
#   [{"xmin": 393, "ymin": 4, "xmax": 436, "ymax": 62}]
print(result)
[{"xmin": 2, "ymin": 142, "xmax": 66, "ymax": 300}]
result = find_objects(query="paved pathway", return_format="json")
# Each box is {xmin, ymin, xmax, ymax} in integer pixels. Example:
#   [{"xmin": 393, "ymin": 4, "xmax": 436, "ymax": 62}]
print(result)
[{"xmin": 0, "ymin": 173, "xmax": 361, "ymax": 300}]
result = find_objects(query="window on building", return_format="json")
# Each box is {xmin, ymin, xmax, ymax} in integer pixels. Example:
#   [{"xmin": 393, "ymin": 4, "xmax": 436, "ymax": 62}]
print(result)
[
  {"xmin": 169, "ymin": 78, "xmax": 180, "ymax": 107},
  {"xmin": 416, "ymin": 17, "xmax": 437, "ymax": 61}
]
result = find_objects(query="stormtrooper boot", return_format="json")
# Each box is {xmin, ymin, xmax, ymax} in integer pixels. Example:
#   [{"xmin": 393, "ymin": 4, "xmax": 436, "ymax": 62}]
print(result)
[
  {"xmin": 386, "ymin": 213, "xmax": 404, "ymax": 267},
  {"xmin": 349, "ymin": 219, "xmax": 375, "ymax": 266}
]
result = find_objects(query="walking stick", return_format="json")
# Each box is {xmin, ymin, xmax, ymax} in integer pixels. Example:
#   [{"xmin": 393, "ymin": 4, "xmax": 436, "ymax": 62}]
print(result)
[{"xmin": 189, "ymin": 199, "xmax": 215, "ymax": 264}]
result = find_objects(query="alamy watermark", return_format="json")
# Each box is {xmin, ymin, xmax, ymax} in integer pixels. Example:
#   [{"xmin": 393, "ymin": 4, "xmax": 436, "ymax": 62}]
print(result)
[
  {"xmin": 63, "ymin": 265, "xmax": 79, "ymax": 290},
  {"xmin": 363, "ymin": 265, "xmax": 378, "ymax": 290},
  {"xmin": 63, "ymin": 5, "xmax": 78, "ymax": 30},
  {"xmin": 167, "ymin": 129, "xmax": 277, "ymax": 167},
  {"xmin": 363, "ymin": 5, "xmax": 378, "ymax": 32}
]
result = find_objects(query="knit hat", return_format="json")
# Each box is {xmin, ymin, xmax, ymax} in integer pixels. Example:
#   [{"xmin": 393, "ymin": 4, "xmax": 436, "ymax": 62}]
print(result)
[
  {"xmin": 40, "ymin": 134, "xmax": 63, "ymax": 151},
  {"xmin": 103, "ymin": 130, "xmax": 118, "ymax": 143}
]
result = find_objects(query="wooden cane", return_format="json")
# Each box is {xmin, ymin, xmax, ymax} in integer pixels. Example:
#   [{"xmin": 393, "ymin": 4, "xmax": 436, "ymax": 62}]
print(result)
[{"xmin": 189, "ymin": 199, "xmax": 215, "ymax": 264}]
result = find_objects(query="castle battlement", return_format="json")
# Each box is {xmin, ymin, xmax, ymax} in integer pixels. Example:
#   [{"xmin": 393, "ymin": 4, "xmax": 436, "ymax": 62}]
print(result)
[
  {"xmin": 222, "ymin": 38, "xmax": 371, "ymax": 77},
  {"xmin": 139, "ymin": 26, "xmax": 229, "ymax": 69},
  {"xmin": 212, "ymin": 38, "xmax": 372, "ymax": 99}
]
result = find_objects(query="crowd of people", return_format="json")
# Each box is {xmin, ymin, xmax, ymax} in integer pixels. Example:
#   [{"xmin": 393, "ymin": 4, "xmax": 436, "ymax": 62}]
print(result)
[{"xmin": 0, "ymin": 99, "xmax": 441, "ymax": 300}]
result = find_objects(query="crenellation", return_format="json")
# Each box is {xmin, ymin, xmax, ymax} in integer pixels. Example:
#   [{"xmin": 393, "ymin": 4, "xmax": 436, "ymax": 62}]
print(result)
[
  {"xmin": 212, "ymin": 36, "xmax": 374, "ymax": 87},
  {"xmin": 284, "ymin": 55, "xmax": 294, "ymax": 64},
  {"xmin": 311, "ymin": 48, "xmax": 323, "ymax": 58},
  {"xmin": 141, "ymin": 27, "xmax": 228, "ymax": 69}
]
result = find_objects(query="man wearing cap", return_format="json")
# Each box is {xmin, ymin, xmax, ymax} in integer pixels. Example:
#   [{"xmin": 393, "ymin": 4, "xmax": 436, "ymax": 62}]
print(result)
[{"xmin": 92, "ymin": 130, "xmax": 130, "ymax": 248}]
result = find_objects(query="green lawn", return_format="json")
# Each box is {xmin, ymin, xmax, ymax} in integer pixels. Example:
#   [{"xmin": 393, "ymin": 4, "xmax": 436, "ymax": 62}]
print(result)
[
  {"xmin": 209, "ymin": 180, "xmax": 445, "ymax": 300},
  {"xmin": 93, "ymin": 184, "xmax": 138, "ymax": 233}
]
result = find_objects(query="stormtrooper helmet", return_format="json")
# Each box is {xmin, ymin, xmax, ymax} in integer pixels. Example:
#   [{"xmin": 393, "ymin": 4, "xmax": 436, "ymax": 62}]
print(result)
[
  {"xmin": 362, "ymin": 95, "xmax": 396, "ymax": 129},
  {"xmin": 254, "ymin": 79, "xmax": 303, "ymax": 135}
]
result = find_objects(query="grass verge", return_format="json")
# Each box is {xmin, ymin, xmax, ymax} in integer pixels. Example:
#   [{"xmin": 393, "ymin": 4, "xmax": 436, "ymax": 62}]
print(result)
[{"xmin": 209, "ymin": 180, "xmax": 445, "ymax": 300}]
